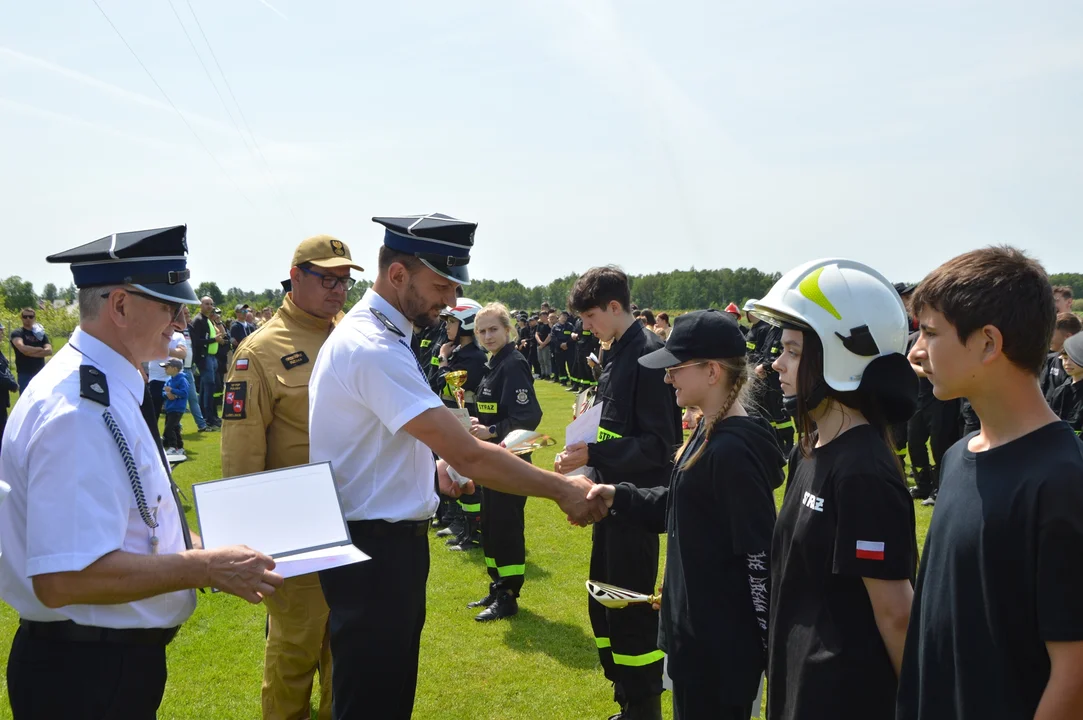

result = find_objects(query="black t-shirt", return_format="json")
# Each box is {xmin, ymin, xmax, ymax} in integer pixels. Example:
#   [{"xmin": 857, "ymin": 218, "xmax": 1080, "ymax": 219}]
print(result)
[
  {"xmin": 536, "ymin": 323, "xmax": 551, "ymax": 344},
  {"xmin": 10, "ymin": 327, "xmax": 49, "ymax": 376},
  {"xmin": 768, "ymin": 424, "xmax": 917, "ymax": 720},
  {"xmin": 897, "ymin": 423, "xmax": 1083, "ymax": 720}
]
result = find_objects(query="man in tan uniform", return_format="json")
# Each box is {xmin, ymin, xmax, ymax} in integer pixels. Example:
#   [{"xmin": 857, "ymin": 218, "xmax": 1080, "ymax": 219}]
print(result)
[{"xmin": 222, "ymin": 234, "xmax": 363, "ymax": 720}]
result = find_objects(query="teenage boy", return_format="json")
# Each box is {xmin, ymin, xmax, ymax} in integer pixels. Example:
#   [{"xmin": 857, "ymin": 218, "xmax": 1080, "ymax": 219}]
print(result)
[
  {"xmin": 552, "ymin": 311, "xmax": 573, "ymax": 386},
  {"xmin": 899, "ymin": 247, "xmax": 1083, "ymax": 720},
  {"xmin": 555, "ymin": 266, "xmax": 682, "ymax": 720},
  {"xmin": 1053, "ymin": 285, "xmax": 1073, "ymax": 314},
  {"xmin": 161, "ymin": 357, "xmax": 189, "ymax": 453},
  {"xmin": 536, "ymin": 312, "xmax": 553, "ymax": 380}
]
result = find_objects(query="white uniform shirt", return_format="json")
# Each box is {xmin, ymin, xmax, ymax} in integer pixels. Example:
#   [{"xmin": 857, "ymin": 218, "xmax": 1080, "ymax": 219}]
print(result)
[
  {"xmin": 147, "ymin": 332, "xmax": 185, "ymax": 382},
  {"xmin": 309, "ymin": 289, "xmax": 443, "ymax": 522},
  {"xmin": 0, "ymin": 327, "xmax": 196, "ymax": 628}
]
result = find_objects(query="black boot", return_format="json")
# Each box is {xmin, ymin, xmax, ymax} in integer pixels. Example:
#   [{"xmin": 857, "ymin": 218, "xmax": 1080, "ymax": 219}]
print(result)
[
  {"xmin": 467, "ymin": 590, "xmax": 496, "ymax": 609},
  {"xmin": 449, "ymin": 514, "xmax": 481, "ymax": 551},
  {"xmin": 621, "ymin": 695, "xmax": 662, "ymax": 720},
  {"xmin": 438, "ymin": 515, "xmax": 465, "ymax": 540},
  {"xmin": 474, "ymin": 592, "xmax": 518, "ymax": 621},
  {"xmin": 921, "ymin": 467, "xmax": 940, "ymax": 506},
  {"xmin": 909, "ymin": 467, "xmax": 931, "ymax": 500}
]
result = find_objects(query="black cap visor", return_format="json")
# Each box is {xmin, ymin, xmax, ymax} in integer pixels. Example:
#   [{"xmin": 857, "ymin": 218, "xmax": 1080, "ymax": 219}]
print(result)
[
  {"xmin": 638, "ymin": 346, "xmax": 688, "ymax": 370},
  {"xmin": 418, "ymin": 257, "xmax": 470, "ymax": 285}
]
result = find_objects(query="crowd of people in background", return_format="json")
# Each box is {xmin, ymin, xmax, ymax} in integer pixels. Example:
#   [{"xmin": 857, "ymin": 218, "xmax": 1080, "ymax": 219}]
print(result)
[{"xmin": 1, "ymin": 221, "xmax": 1082, "ymax": 720}]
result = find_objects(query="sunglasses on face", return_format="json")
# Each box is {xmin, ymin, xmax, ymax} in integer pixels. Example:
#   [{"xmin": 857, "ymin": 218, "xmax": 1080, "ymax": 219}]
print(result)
[
  {"xmin": 21, "ymin": 315, "xmax": 34, "ymax": 320},
  {"xmin": 663, "ymin": 361, "xmax": 710, "ymax": 380}
]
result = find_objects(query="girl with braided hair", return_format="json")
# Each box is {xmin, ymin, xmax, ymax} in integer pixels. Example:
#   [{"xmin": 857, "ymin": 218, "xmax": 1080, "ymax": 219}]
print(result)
[{"xmin": 587, "ymin": 309, "xmax": 784, "ymax": 720}]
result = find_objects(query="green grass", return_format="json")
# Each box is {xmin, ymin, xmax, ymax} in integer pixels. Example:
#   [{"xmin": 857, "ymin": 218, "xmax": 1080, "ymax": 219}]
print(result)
[{"xmin": 0, "ymin": 377, "xmax": 934, "ymax": 719}]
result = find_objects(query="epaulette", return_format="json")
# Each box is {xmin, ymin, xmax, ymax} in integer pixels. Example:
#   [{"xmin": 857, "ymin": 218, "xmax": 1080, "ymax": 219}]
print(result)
[
  {"xmin": 79, "ymin": 365, "xmax": 110, "ymax": 406},
  {"xmin": 371, "ymin": 309, "xmax": 406, "ymax": 338}
]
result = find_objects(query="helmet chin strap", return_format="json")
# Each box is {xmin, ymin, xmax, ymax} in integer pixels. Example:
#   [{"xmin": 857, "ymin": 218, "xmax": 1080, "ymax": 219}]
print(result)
[{"xmin": 784, "ymin": 378, "xmax": 829, "ymax": 417}]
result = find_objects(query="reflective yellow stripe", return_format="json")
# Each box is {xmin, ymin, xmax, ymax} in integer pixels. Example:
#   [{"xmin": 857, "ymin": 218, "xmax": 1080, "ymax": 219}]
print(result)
[
  {"xmin": 771, "ymin": 419, "xmax": 794, "ymax": 430},
  {"xmin": 483, "ymin": 557, "xmax": 525, "ymax": 577},
  {"xmin": 597, "ymin": 427, "xmax": 622, "ymax": 442},
  {"xmin": 477, "ymin": 402, "xmax": 497, "ymax": 413},
  {"xmin": 595, "ymin": 637, "xmax": 611, "ymax": 649},
  {"xmin": 798, "ymin": 266, "xmax": 843, "ymax": 320},
  {"xmin": 420, "ymin": 339, "xmax": 432, "ymax": 347},
  {"xmin": 745, "ymin": 341, "xmax": 756, "ymax": 350},
  {"xmin": 458, "ymin": 501, "xmax": 481, "ymax": 512},
  {"xmin": 612, "ymin": 650, "xmax": 665, "ymax": 667},
  {"xmin": 896, "ymin": 448, "xmax": 907, "ymax": 457},
  {"xmin": 430, "ymin": 356, "xmax": 440, "ymax": 366}
]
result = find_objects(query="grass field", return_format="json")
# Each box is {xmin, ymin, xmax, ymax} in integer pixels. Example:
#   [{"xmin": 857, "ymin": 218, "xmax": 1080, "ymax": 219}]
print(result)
[{"xmin": 0, "ymin": 375, "xmax": 934, "ymax": 719}]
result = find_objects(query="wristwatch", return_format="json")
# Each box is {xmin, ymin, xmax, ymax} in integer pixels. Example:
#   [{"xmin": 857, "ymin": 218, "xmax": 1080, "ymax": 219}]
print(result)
[{"xmin": 488, "ymin": 425, "xmax": 497, "ymax": 437}]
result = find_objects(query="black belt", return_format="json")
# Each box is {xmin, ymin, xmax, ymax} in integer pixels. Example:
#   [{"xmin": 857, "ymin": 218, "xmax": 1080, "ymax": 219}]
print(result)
[
  {"xmin": 348, "ymin": 519, "xmax": 429, "ymax": 538},
  {"xmin": 19, "ymin": 619, "xmax": 179, "ymax": 647}
]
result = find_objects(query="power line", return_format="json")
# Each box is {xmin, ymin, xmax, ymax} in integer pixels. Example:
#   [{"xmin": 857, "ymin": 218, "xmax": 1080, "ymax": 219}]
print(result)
[
  {"xmin": 89, "ymin": 0, "xmax": 256, "ymax": 207},
  {"xmin": 164, "ymin": 0, "xmax": 255, "ymax": 159},
  {"xmin": 182, "ymin": 0, "xmax": 301, "ymax": 228}
]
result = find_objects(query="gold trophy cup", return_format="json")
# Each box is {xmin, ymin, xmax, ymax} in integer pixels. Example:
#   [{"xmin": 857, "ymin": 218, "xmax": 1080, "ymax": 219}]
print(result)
[{"xmin": 444, "ymin": 370, "xmax": 473, "ymax": 430}]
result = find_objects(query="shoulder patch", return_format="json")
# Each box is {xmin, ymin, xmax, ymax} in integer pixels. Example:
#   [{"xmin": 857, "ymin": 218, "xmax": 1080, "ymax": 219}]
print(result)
[
  {"xmin": 79, "ymin": 365, "xmax": 110, "ymax": 406},
  {"xmin": 515, "ymin": 389, "xmax": 530, "ymax": 405},
  {"xmin": 371, "ymin": 309, "xmax": 406, "ymax": 337},
  {"xmin": 222, "ymin": 381, "xmax": 248, "ymax": 420},
  {"xmin": 280, "ymin": 351, "xmax": 309, "ymax": 370},
  {"xmin": 235, "ymin": 357, "xmax": 249, "ymax": 371}
]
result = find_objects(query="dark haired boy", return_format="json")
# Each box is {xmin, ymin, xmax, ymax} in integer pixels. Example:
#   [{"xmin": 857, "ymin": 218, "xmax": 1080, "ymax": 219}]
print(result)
[
  {"xmin": 899, "ymin": 247, "xmax": 1083, "ymax": 720},
  {"xmin": 552, "ymin": 311, "xmax": 573, "ymax": 386},
  {"xmin": 1046, "ymin": 333, "xmax": 1083, "ymax": 434},
  {"xmin": 554, "ymin": 266, "xmax": 681, "ymax": 720}
]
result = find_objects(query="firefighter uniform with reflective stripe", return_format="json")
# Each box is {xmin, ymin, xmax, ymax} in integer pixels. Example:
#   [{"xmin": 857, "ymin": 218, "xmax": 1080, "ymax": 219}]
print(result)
[
  {"xmin": 431, "ymin": 341, "xmax": 488, "ymax": 518},
  {"xmin": 573, "ymin": 320, "xmax": 601, "ymax": 388},
  {"xmin": 585, "ymin": 323, "xmax": 682, "ymax": 708},
  {"xmin": 748, "ymin": 322, "xmax": 794, "ymax": 453},
  {"xmin": 552, "ymin": 320, "xmax": 574, "ymax": 384},
  {"xmin": 418, "ymin": 322, "xmax": 447, "ymax": 382},
  {"xmin": 221, "ymin": 292, "xmax": 336, "ymax": 720},
  {"xmin": 474, "ymin": 343, "xmax": 542, "ymax": 598}
]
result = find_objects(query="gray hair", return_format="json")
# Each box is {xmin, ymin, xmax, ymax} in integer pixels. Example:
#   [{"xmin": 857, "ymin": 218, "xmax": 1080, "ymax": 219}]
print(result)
[{"xmin": 79, "ymin": 285, "xmax": 124, "ymax": 321}]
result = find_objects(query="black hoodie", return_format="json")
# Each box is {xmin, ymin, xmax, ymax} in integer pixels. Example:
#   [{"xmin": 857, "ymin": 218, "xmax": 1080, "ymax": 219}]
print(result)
[{"xmin": 610, "ymin": 414, "xmax": 784, "ymax": 703}]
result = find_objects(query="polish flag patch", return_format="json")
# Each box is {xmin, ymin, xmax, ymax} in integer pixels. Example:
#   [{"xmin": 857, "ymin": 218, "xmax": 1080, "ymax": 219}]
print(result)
[
  {"xmin": 856, "ymin": 540, "xmax": 885, "ymax": 561},
  {"xmin": 235, "ymin": 358, "xmax": 249, "ymax": 371}
]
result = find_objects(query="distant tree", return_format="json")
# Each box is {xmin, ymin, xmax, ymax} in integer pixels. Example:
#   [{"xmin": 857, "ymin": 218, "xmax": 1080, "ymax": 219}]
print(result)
[
  {"xmin": 60, "ymin": 283, "xmax": 77, "ymax": 303},
  {"xmin": 194, "ymin": 281, "xmax": 224, "ymax": 306},
  {"xmin": 1, "ymin": 276, "xmax": 37, "ymax": 311},
  {"xmin": 42, "ymin": 283, "xmax": 58, "ymax": 303}
]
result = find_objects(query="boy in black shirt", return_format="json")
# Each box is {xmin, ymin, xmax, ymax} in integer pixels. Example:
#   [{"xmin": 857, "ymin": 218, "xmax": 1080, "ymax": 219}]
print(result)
[
  {"xmin": 1047, "ymin": 333, "xmax": 1083, "ymax": 434},
  {"xmin": 555, "ymin": 267, "xmax": 681, "ymax": 720},
  {"xmin": 899, "ymin": 247, "xmax": 1083, "ymax": 720},
  {"xmin": 1040, "ymin": 312, "xmax": 1081, "ymax": 396}
]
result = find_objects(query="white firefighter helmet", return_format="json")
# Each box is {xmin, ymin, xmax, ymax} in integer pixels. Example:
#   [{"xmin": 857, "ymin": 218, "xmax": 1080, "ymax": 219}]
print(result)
[
  {"xmin": 752, "ymin": 259, "xmax": 908, "ymax": 392},
  {"xmin": 441, "ymin": 298, "xmax": 482, "ymax": 331}
]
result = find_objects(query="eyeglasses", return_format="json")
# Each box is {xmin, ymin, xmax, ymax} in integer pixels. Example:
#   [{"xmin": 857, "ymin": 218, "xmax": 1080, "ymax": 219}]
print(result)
[
  {"xmin": 102, "ymin": 289, "xmax": 186, "ymax": 324},
  {"xmin": 21, "ymin": 314, "xmax": 35, "ymax": 320},
  {"xmin": 299, "ymin": 266, "xmax": 356, "ymax": 291},
  {"xmin": 664, "ymin": 361, "xmax": 710, "ymax": 380}
]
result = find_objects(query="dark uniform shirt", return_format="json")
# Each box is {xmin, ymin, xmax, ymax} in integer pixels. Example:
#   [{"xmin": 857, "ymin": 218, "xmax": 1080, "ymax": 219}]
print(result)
[
  {"xmin": 421, "ymin": 322, "xmax": 448, "ymax": 382},
  {"xmin": 611, "ymin": 416, "xmax": 783, "ymax": 699},
  {"xmin": 475, "ymin": 343, "xmax": 542, "ymax": 442},
  {"xmin": 897, "ymin": 423, "xmax": 1083, "ymax": 720},
  {"xmin": 587, "ymin": 324, "xmax": 682, "ymax": 489},
  {"xmin": 1046, "ymin": 380, "xmax": 1083, "ymax": 435},
  {"xmin": 552, "ymin": 322, "xmax": 573, "ymax": 354},
  {"xmin": 768, "ymin": 425, "xmax": 917, "ymax": 720},
  {"xmin": 1040, "ymin": 351, "xmax": 1069, "ymax": 398},
  {"xmin": 430, "ymin": 341, "xmax": 488, "ymax": 416}
]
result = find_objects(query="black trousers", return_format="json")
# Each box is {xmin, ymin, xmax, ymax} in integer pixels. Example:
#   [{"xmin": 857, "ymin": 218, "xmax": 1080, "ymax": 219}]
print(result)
[
  {"xmin": 0, "ymin": 406, "xmax": 7, "ymax": 455},
  {"xmin": 148, "ymin": 379, "xmax": 166, "ymax": 418},
  {"xmin": 320, "ymin": 521, "xmax": 429, "ymax": 720},
  {"xmin": 672, "ymin": 679, "xmax": 753, "ymax": 720},
  {"xmin": 908, "ymin": 398, "xmax": 961, "ymax": 487},
  {"xmin": 162, "ymin": 411, "xmax": 184, "ymax": 450},
  {"xmin": 7, "ymin": 625, "xmax": 168, "ymax": 719},
  {"xmin": 589, "ymin": 515, "xmax": 663, "ymax": 704},
  {"xmin": 553, "ymin": 351, "xmax": 570, "ymax": 382},
  {"xmin": 481, "ymin": 486, "xmax": 527, "ymax": 596}
]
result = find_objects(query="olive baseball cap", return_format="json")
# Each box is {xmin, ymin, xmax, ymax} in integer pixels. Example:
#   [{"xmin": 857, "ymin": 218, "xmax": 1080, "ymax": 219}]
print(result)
[{"xmin": 291, "ymin": 235, "xmax": 364, "ymax": 272}]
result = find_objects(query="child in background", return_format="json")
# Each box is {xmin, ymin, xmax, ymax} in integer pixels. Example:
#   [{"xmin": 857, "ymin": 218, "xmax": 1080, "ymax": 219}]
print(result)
[
  {"xmin": 161, "ymin": 358, "xmax": 189, "ymax": 454},
  {"xmin": 1047, "ymin": 332, "xmax": 1083, "ymax": 434}
]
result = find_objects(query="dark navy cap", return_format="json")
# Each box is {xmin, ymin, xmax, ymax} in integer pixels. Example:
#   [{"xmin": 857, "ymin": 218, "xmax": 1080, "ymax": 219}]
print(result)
[
  {"xmin": 372, "ymin": 213, "xmax": 475, "ymax": 285},
  {"xmin": 639, "ymin": 309, "xmax": 747, "ymax": 369},
  {"xmin": 46, "ymin": 225, "xmax": 198, "ymax": 304},
  {"xmin": 894, "ymin": 282, "xmax": 917, "ymax": 297}
]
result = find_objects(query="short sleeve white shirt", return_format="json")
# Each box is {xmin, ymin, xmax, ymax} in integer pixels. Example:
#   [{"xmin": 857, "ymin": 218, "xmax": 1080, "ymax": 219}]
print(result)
[
  {"xmin": 309, "ymin": 289, "xmax": 443, "ymax": 522},
  {"xmin": 0, "ymin": 327, "xmax": 196, "ymax": 628},
  {"xmin": 147, "ymin": 332, "xmax": 185, "ymax": 382}
]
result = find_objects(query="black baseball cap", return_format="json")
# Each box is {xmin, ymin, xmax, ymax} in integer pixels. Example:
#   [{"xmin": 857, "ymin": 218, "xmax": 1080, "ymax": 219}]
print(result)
[{"xmin": 639, "ymin": 309, "xmax": 747, "ymax": 369}]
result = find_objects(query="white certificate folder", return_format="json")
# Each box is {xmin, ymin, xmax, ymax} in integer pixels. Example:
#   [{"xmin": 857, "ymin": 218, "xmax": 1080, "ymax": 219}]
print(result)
[{"xmin": 192, "ymin": 462, "xmax": 368, "ymax": 579}]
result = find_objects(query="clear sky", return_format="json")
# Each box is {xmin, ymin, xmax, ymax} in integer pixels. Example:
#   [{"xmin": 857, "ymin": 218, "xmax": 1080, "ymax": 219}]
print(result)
[{"xmin": 2, "ymin": 0, "xmax": 1081, "ymax": 293}]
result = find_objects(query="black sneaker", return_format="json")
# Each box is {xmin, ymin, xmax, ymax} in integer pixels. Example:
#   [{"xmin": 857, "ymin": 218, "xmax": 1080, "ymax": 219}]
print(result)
[
  {"xmin": 448, "ymin": 535, "xmax": 481, "ymax": 551},
  {"xmin": 474, "ymin": 593, "xmax": 518, "ymax": 621},
  {"xmin": 921, "ymin": 489, "xmax": 937, "ymax": 507},
  {"xmin": 909, "ymin": 486, "xmax": 930, "ymax": 501},
  {"xmin": 466, "ymin": 593, "xmax": 496, "ymax": 609},
  {"xmin": 439, "ymin": 518, "xmax": 466, "ymax": 540}
]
